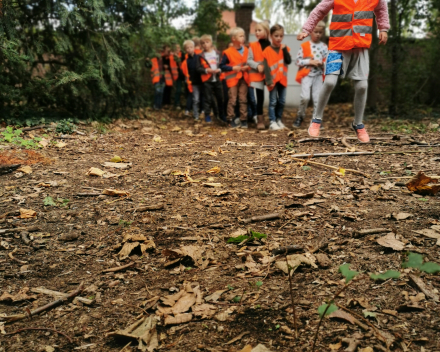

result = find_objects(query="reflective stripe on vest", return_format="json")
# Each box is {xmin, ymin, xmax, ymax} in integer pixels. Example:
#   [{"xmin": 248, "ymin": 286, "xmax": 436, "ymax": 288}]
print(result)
[
  {"xmin": 329, "ymin": 0, "xmax": 379, "ymax": 51},
  {"xmin": 151, "ymin": 58, "xmax": 161, "ymax": 85},
  {"xmin": 180, "ymin": 60, "xmax": 193, "ymax": 93},
  {"xmin": 169, "ymin": 55, "xmax": 178, "ymax": 81},
  {"xmin": 248, "ymin": 42, "xmax": 265, "ymax": 83},
  {"xmin": 262, "ymin": 46, "xmax": 290, "ymax": 91},
  {"xmin": 223, "ymin": 47, "xmax": 249, "ymax": 88},
  {"xmin": 295, "ymin": 41, "xmax": 312, "ymax": 84},
  {"xmin": 200, "ymin": 56, "xmax": 212, "ymax": 83}
]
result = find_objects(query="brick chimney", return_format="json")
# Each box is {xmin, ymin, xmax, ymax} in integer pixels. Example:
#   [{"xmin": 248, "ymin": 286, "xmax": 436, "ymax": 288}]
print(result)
[{"xmin": 235, "ymin": 3, "xmax": 255, "ymax": 42}]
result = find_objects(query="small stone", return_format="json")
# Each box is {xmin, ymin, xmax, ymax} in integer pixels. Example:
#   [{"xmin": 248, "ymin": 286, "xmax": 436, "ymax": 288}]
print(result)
[{"xmin": 315, "ymin": 253, "xmax": 331, "ymax": 268}]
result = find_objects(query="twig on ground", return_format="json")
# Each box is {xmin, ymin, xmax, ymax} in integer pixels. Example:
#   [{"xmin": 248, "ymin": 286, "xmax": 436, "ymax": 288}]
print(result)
[
  {"xmin": 290, "ymin": 157, "xmax": 371, "ymax": 178},
  {"xmin": 356, "ymin": 228, "xmax": 391, "ymax": 236},
  {"xmin": 242, "ymin": 213, "xmax": 280, "ymax": 224},
  {"xmin": 5, "ymin": 327, "xmax": 73, "ymax": 343},
  {"xmin": 8, "ymin": 248, "xmax": 27, "ymax": 264},
  {"xmin": 2, "ymin": 282, "xmax": 84, "ymax": 323},
  {"xmin": 289, "ymin": 150, "xmax": 431, "ymax": 158},
  {"xmin": 0, "ymin": 226, "xmax": 41, "ymax": 235},
  {"xmin": 102, "ymin": 262, "xmax": 135, "ymax": 273},
  {"xmin": 285, "ymin": 255, "xmax": 298, "ymax": 338}
]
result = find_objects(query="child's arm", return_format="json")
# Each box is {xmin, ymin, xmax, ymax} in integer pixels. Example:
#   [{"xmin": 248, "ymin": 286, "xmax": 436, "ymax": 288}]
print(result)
[
  {"xmin": 296, "ymin": 47, "xmax": 310, "ymax": 67},
  {"xmin": 219, "ymin": 54, "xmax": 233, "ymax": 72},
  {"xmin": 283, "ymin": 47, "xmax": 292, "ymax": 66},
  {"xmin": 374, "ymin": 0, "xmax": 390, "ymax": 45},
  {"xmin": 263, "ymin": 57, "xmax": 273, "ymax": 87},
  {"xmin": 196, "ymin": 56, "xmax": 209, "ymax": 75},
  {"xmin": 298, "ymin": 0, "xmax": 334, "ymax": 39},
  {"xmin": 248, "ymin": 47, "xmax": 264, "ymax": 73}
]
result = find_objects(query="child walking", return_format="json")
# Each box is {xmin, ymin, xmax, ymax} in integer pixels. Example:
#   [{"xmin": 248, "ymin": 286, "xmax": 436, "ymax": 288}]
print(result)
[
  {"xmin": 197, "ymin": 34, "xmax": 226, "ymax": 123},
  {"xmin": 150, "ymin": 50, "xmax": 167, "ymax": 110},
  {"xmin": 298, "ymin": 0, "xmax": 390, "ymax": 142},
  {"xmin": 220, "ymin": 27, "xmax": 250, "ymax": 128},
  {"xmin": 180, "ymin": 40, "xmax": 203, "ymax": 121},
  {"xmin": 293, "ymin": 21, "xmax": 328, "ymax": 128},
  {"xmin": 263, "ymin": 24, "xmax": 292, "ymax": 131},
  {"xmin": 247, "ymin": 22, "xmax": 271, "ymax": 130}
]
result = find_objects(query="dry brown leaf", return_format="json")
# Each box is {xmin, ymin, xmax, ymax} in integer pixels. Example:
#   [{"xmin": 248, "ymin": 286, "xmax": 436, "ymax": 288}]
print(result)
[
  {"xmin": 412, "ymin": 229, "xmax": 440, "ymax": 245},
  {"xmin": 17, "ymin": 165, "xmax": 32, "ymax": 174},
  {"xmin": 206, "ymin": 166, "xmax": 221, "ymax": 174},
  {"xmin": 203, "ymin": 150, "xmax": 218, "ymax": 157},
  {"xmin": 382, "ymin": 309, "xmax": 398, "ymax": 316},
  {"xmin": 191, "ymin": 304, "xmax": 217, "ymax": 319},
  {"xmin": 56, "ymin": 142, "xmax": 67, "ymax": 148},
  {"xmin": 102, "ymin": 162, "xmax": 132, "ymax": 169},
  {"xmin": 392, "ymin": 212, "xmax": 413, "ymax": 220},
  {"xmin": 102, "ymin": 188, "xmax": 129, "ymax": 197},
  {"xmin": 329, "ymin": 342, "xmax": 342, "ymax": 350},
  {"xmin": 359, "ymin": 348, "xmax": 374, "ymax": 352},
  {"xmin": 39, "ymin": 138, "xmax": 50, "ymax": 147},
  {"xmin": 118, "ymin": 242, "xmax": 140, "ymax": 260},
  {"xmin": 170, "ymin": 292, "xmax": 196, "ymax": 314},
  {"xmin": 329, "ymin": 309, "xmax": 356, "ymax": 324},
  {"xmin": 377, "ymin": 233, "xmax": 405, "ymax": 251},
  {"xmin": 205, "ymin": 290, "xmax": 227, "ymax": 302},
  {"xmin": 275, "ymin": 253, "xmax": 317, "ymax": 275},
  {"xmin": 164, "ymin": 313, "xmax": 192, "ymax": 325},
  {"xmin": 202, "ymin": 182, "xmax": 222, "ymax": 187},
  {"xmin": 0, "ymin": 287, "xmax": 37, "ymax": 302},
  {"xmin": 19, "ymin": 208, "xmax": 37, "ymax": 219},
  {"xmin": 406, "ymin": 171, "xmax": 440, "ymax": 195},
  {"xmin": 215, "ymin": 306, "xmax": 237, "ymax": 322},
  {"xmin": 239, "ymin": 345, "xmax": 253, "ymax": 352},
  {"xmin": 86, "ymin": 167, "xmax": 106, "ymax": 177}
]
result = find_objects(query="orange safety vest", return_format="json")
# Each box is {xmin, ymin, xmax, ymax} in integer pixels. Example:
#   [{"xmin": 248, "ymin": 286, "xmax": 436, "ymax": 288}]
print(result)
[
  {"xmin": 295, "ymin": 41, "xmax": 313, "ymax": 84},
  {"xmin": 223, "ymin": 46, "xmax": 249, "ymax": 88},
  {"xmin": 151, "ymin": 58, "xmax": 161, "ymax": 85},
  {"xmin": 248, "ymin": 41, "xmax": 265, "ymax": 83},
  {"xmin": 180, "ymin": 60, "xmax": 193, "ymax": 93},
  {"xmin": 169, "ymin": 55, "xmax": 179, "ymax": 81},
  {"xmin": 263, "ymin": 46, "xmax": 290, "ymax": 91},
  {"xmin": 330, "ymin": 0, "xmax": 379, "ymax": 51},
  {"xmin": 195, "ymin": 48, "xmax": 203, "ymax": 55}
]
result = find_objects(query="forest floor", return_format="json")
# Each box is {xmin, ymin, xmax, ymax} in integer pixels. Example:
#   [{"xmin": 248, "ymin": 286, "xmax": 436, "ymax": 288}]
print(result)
[{"xmin": 1, "ymin": 104, "xmax": 440, "ymax": 352}]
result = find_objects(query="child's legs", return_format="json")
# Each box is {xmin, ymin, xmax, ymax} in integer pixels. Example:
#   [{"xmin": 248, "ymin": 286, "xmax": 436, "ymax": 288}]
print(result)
[
  {"xmin": 174, "ymin": 79, "xmax": 183, "ymax": 107},
  {"xmin": 185, "ymin": 86, "xmax": 192, "ymax": 112},
  {"xmin": 154, "ymin": 83, "xmax": 165, "ymax": 109},
  {"xmin": 311, "ymin": 76, "xmax": 323, "ymax": 112},
  {"xmin": 213, "ymin": 81, "xmax": 225, "ymax": 119},
  {"xmin": 248, "ymin": 87, "xmax": 257, "ymax": 118},
  {"xmin": 163, "ymin": 85, "xmax": 172, "ymax": 105},
  {"xmin": 275, "ymin": 83, "xmax": 286, "ymax": 121},
  {"xmin": 256, "ymin": 88, "xmax": 264, "ymax": 116},
  {"xmin": 237, "ymin": 79, "xmax": 248, "ymax": 121},
  {"xmin": 268, "ymin": 86, "xmax": 278, "ymax": 122},
  {"xmin": 313, "ymin": 75, "xmax": 338, "ymax": 121},
  {"xmin": 203, "ymin": 82, "xmax": 214, "ymax": 116},
  {"xmin": 353, "ymin": 80, "xmax": 368, "ymax": 126},
  {"xmin": 298, "ymin": 76, "xmax": 313, "ymax": 117},
  {"xmin": 192, "ymin": 85, "xmax": 201, "ymax": 118},
  {"xmin": 222, "ymin": 80, "xmax": 229, "ymax": 108},
  {"xmin": 227, "ymin": 85, "xmax": 238, "ymax": 120}
]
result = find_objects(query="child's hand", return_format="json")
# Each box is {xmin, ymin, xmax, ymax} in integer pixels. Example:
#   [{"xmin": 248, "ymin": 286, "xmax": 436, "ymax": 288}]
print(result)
[
  {"xmin": 257, "ymin": 65, "xmax": 264, "ymax": 73},
  {"xmin": 206, "ymin": 68, "xmax": 214, "ymax": 73},
  {"xmin": 268, "ymin": 83, "xmax": 275, "ymax": 90},
  {"xmin": 309, "ymin": 59, "xmax": 321, "ymax": 67},
  {"xmin": 241, "ymin": 65, "xmax": 249, "ymax": 72},
  {"xmin": 297, "ymin": 32, "xmax": 309, "ymax": 41},
  {"xmin": 164, "ymin": 64, "xmax": 169, "ymax": 69},
  {"xmin": 281, "ymin": 44, "xmax": 286, "ymax": 49},
  {"xmin": 215, "ymin": 69, "xmax": 221, "ymax": 73},
  {"xmin": 233, "ymin": 66, "xmax": 241, "ymax": 72},
  {"xmin": 379, "ymin": 31, "xmax": 388, "ymax": 45}
]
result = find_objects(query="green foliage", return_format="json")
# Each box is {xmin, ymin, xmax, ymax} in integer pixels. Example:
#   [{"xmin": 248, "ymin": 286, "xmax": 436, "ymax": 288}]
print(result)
[
  {"xmin": 339, "ymin": 264, "xmax": 359, "ymax": 283},
  {"xmin": 256, "ymin": 281, "xmax": 263, "ymax": 288},
  {"xmin": 370, "ymin": 270, "xmax": 401, "ymax": 281},
  {"xmin": 402, "ymin": 252, "xmax": 440, "ymax": 274},
  {"xmin": 56, "ymin": 119, "xmax": 77, "ymax": 134},
  {"xmin": 227, "ymin": 285, "xmax": 234, "ymax": 290},
  {"xmin": 193, "ymin": 0, "xmax": 229, "ymax": 38},
  {"xmin": 118, "ymin": 220, "xmax": 133, "ymax": 228},
  {"xmin": 57, "ymin": 198, "xmax": 70, "ymax": 207},
  {"xmin": 226, "ymin": 230, "xmax": 268, "ymax": 243},
  {"xmin": 43, "ymin": 196, "xmax": 57, "ymax": 207},
  {"xmin": 302, "ymin": 166, "xmax": 311, "ymax": 171},
  {"xmin": 285, "ymin": 142, "xmax": 295, "ymax": 151},
  {"xmin": 0, "ymin": 127, "xmax": 42, "ymax": 149},
  {"xmin": 317, "ymin": 303, "xmax": 338, "ymax": 318},
  {"xmin": 232, "ymin": 296, "xmax": 241, "ymax": 303}
]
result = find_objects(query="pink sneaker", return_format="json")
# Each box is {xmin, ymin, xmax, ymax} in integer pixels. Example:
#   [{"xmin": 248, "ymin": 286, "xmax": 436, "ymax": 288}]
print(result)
[
  {"xmin": 352, "ymin": 123, "xmax": 370, "ymax": 143},
  {"xmin": 308, "ymin": 119, "xmax": 322, "ymax": 137}
]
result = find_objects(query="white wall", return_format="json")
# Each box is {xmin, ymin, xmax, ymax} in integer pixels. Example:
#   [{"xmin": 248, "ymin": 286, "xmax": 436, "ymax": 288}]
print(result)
[{"xmin": 249, "ymin": 34, "xmax": 303, "ymax": 107}]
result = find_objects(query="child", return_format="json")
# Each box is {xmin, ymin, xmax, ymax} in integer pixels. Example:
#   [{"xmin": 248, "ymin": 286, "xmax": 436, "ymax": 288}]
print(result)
[
  {"xmin": 293, "ymin": 21, "xmax": 328, "ymax": 128},
  {"xmin": 247, "ymin": 22, "xmax": 271, "ymax": 130},
  {"xmin": 161, "ymin": 45, "xmax": 177, "ymax": 107},
  {"xmin": 173, "ymin": 44, "xmax": 185, "ymax": 109},
  {"xmin": 181, "ymin": 40, "xmax": 203, "ymax": 121},
  {"xmin": 150, "ymin": 51, "xmax": 167, "ymax": 110},
  {"xmin": 197, "ymin": 34, "xmax": 226, "ymax": 123},
  {"xmin": 298, "ymin": 0, "xmax": 390, "ymax": 142},
  {"xmin": 263, "ymin": 24, "xmax": 292, "ymax": 131},
  {"xmin": 192, "ymin": 37, "xmax": 203, "ymax": 55},
  {"xmin": 220, "ymin": 27, "xmax": 250, "ymax": 128}
]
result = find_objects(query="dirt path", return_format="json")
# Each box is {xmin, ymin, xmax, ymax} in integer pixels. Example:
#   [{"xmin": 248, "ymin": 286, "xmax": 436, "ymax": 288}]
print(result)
[{"xmin": 1, "ymin": 106, "xmax": 440, "ymax": 352}]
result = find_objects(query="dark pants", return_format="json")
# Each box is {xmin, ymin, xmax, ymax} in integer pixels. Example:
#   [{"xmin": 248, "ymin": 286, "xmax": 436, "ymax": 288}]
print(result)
[
  {"xmin": 163, "ymin": 85, "xmax": 172, "ymax": 105},
  {"xmin": 174, "ymin": 78, "xmax": 183, "ymax": 107},
  {"xmin": 185, "ymin": 85, "xmax": 192, "ymax": 112},
  {"xmin": 248, "ymin": 87, "xmax": 264, "ymax": 116},
  {"xmin": 203, "ymin": 80, "xmax": 225, "ymax": 120},
  {"xmin": 154, "ymin": 82, "xmax": 165, "ymax": 109}
]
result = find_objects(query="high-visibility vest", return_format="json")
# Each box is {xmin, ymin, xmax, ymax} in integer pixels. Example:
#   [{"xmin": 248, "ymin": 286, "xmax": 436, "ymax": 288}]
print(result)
[
  {"xmin": 329, "ymin": 0, "xmax": 379, "ymax": 51},
  {"xmin": 151, "ymin": 58, "xmax": 162, "ymax": 85},
  {"xmin": 180, "ymin": 60, "xmax": 193, "ymax": 93},
  {"xmin": 295, "ymin": 41, "xmax": 313, "ymax": 84},
  {"xmin": 223, "ymin": 47, "xmax": 249, "ymax": 88},
  {"xmin": 262, "ymin": 46, "xmax": 290, "ymax": 91},
  {"xmin": 195, "ymin": 48, "xmax": 203, "ymax": 55},
  {"xmin": 199, "ymin": 56, "xmax": 212, "ymax": 83},
  {"xmin": 169, "ymin": 55, "xmax": 179, "ymax": 81},
  {"xmin": 248, "ymin": 41, "xmax": 265, "ymax": 83}
]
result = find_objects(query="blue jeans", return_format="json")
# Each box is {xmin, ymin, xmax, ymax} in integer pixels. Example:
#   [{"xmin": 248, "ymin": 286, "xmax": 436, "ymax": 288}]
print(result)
[
  {"xmin": 268, "ymin": 83, "xmax": 286, "ymax": 122},
  {"xmin": 154, "ymin": 82, "xmax": 165, "ymax": 109},
  {"xmin": 248, "ymin": 87, "xmax": 257, "ymax": 118},
  {"xmin": 192, "ymin": 85, "xmax": 201, "ymax": 118}
]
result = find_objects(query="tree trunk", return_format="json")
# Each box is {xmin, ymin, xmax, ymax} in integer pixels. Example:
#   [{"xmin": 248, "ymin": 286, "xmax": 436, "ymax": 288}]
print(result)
[
  {"xmin": 367, "ymin": 20, "xmax": 379, "ymax": 111},
  {"xmin": 389, "ymin": 0, "xmax": 399, "ymax": 117}
]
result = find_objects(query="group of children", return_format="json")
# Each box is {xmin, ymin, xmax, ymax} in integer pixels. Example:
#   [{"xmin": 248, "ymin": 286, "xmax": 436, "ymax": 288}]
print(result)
[{"xmin": 151, "ymin": 0, "xmax": 390, "ymax": 142}]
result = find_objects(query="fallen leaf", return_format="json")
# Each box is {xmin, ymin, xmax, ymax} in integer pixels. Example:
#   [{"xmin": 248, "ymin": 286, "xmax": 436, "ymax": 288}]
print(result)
[
  {"xmin": 0, "ymin": 287, "xmax": 37, "ymax": 302},
  {"xmin": 17, "ymin": 165, "xmax": 32, "ymax": 174},
  {"xmin": 329, "ymin": 342, "xmax": 342, "ymax": 350},
  {"xmin": 102, "ymin": 162, "xmax": 132, "ymax": 169},
  {"xmin": 56, "ymin": 142, "xmax": 67, "ymax": 148},
  {"xmin": 102, "ymin": 189, "xmax": 129, "ymax": 197},
  {"xmin": 202, "ymin": 183, "xmax": 222, "ymax": 187},
  {"xmin": 86, "ymin": 167, "xmax": 106, "ymax": 177},
  {"xmin": 377, "ymin": 233, "xmax": 405, "ymax": 251},
  {"xmin": 19, "ymin": 208, "xmax": 37, "ymax": 219},
  {"xmin": 392, "ymin": 212, "xmax": 413, "ymax": 220},
  {"xmin": 39, "ymin": 138, "xmax": 50, "ymax": 147},
  {"xmin": 275, "ymin": 253, "xmax": 317, "ymax": 275},
  {"xmin": 164, "ymin": 313, "xmax": 192, "ymax": 325},
  {"xmin": 191, "ymin": 304, "xmax": 217, "ymax": 319},
  {"xmin": 110, "ymin": 155, "xmax": 123, "ymax": 163},
  {"xmin": 118, "ymin": 242, "xmax": 140, "ymax": 260},
  {"xmin": 406, "ymin": 171, "xmax": 440, "ymax": 195},
  {"xmin": 205, "ymin": 290, "xmax": 227, "ymax": 302},
  {"xmin": 412, "ymin": 229, "xmax": 440, "ymax": 245},
  {"xmin": 206, "ymin": 166, "xmax": 221, "ymax": 174},
  {"xmin": 329, "ymin": 309, "xmax": 356, "ymax": 324},
  {"xmin": 152, "ymin": 135, "xmax": 163, "ymax": 143},
  {"xmin": 225, "ymin": 331, "xmax": 250, "ymax": 345},
  {"xmin": 203, "ymin": 150, "xmax": 217, "ymax": 157}
]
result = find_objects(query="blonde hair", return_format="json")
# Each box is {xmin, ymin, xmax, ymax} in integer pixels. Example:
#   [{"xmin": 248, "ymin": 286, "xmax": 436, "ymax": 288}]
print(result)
[
  {"xmin": 315, "ymin": 21, "xmax": 326, "ymax": 29},
  {"xmin": 183, "ymin": 40, "xmax": 195, "ymax": 49},
  {"xmin": 255, "ymin": 22, "xmax": 270, "ymax": 39},
  {"xmin": 192, "ymin": 36, "xmax": 201, "ymax": 47},
  {"xmin": 200, "ymin": 34, "xmax": 213, "ymax": 43},
  {"xmin": 230, "ymin": 27, "xmax": 245, "ymax": 40}
]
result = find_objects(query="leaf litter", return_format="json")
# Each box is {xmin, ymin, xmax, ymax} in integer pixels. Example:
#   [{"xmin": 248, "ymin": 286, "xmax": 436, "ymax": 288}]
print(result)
[{"xmin": 1, "ymin": 108, "xmax": 440, "ymax": 351}]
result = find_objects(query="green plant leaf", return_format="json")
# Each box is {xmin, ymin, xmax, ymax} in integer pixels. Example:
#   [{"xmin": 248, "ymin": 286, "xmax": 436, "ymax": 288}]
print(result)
[
  {"xmin": 420, "ymin": 262, "xmax": 440, "ymax": 274},
  {"xmin": 370, "ymin": 270, "xmax": 401, "ymax": 281},
  {"xmin": 232, "ymin": 296, "xmax": 241, "ymax": 303},
  {"xmin": 317, "ymin": 303, "xmax": 338, "ymax": 318},
  {"xmin": 43, "ymin": 196, "xmax": 57, "ymax": 206},
  {"xmin": 302, "ymin": 166, "xmax": 311, "ymax": 171},
  {"xmin": 256, "ymin": 281, "xmax": 263, "ymax": 288},
  {"xmin": 402, "ymin": 252, "xmax": 423, "ymax": 269},
  {"xmin": 339, "ymin": 263, "xmax": 359, "ymax": 283}
]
